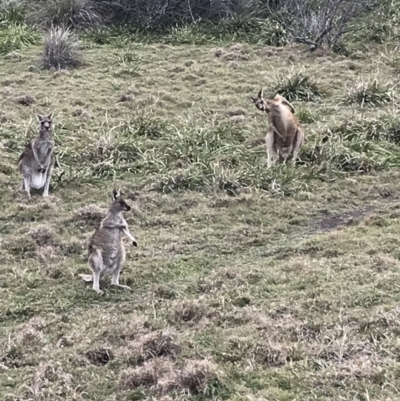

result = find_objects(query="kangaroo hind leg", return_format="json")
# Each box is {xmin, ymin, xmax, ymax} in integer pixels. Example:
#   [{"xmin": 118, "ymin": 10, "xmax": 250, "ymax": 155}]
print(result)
[
  {"xmin": 23, "ymin": 176, "xmax": 31, "ymax": 197},
  {"xmin": 265, "ymin": 129, "xmax": 277, "ymax": 168},
  {"xmin": 88, "ymin": 248, "xmax": 104, "ymax": 294},
  {"xmin": 111, "ymin": 251, "xmax": 131, "ymax": 291},
  {"xmin": 43, "ymin": 160, "xmax": 54, "ymax": 197},
  {"xmin": 292, "ymin": 127, "xmax": 305, "ymax": 166}
]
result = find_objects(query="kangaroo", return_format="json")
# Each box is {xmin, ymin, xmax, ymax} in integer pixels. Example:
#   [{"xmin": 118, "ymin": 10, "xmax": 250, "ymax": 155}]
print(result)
[
  {"xmin": 79, "ymin": 189, "xmax": 138, "ymax": 294},
  {"xmin": 18, "ymin": 113, "xmax": 55, "ymax": 197},
  {"xmin": 250, "ymin": 88, "xmax": 305, "ymax": 168}
]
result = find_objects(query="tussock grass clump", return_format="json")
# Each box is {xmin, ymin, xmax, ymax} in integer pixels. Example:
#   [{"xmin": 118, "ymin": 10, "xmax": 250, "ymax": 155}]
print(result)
[
  {"xmin": 344, "ymin": 78, "xmax": 394, "ymax": 107},
  {"xmin": 27, "ymin": 0, "xmax": 101, "ymax": 30},
  {"xmin": 275, "ymin": 69, "xmax": 322, "ymax": 102},
  {"xmin": 302, "ymin": 117, "xmax": 400, "ymax": 174},
  {"xmin": 86, "ymin": 348, "xmax": 112, "ymax": 366},
  {"xmin": 3, "ymin": 233, "xmax": 36, "ymax": 257},
  {"xmin": 118, "ymin": 358, "xmax": 223, "ymax": 396},
  {"xmin": 0, "ymin": 22, "xmax": 40, "ymax": 54},
  {"xmin": 119, "ymin": 359, "xmax": 175, "ymax": 390},
  {"xmin": 41, "ymin": 26, "xmax": 82, "ymax": 70},
  {"xmin": 15, "ymin": 316, "xmax": 47, "ymax": 348},
  {"xmin": 35, "ymin": 245, "xmax": 61, "ymax": 267},
  {"xmin": 175, "ymin": 359, "xmax": 223, "ymax": 396},
  {"xmin": 170, "ymin": 300, "xmax": 205, "ymax": 324},
  {"xmin": 30, "ymin": 362, "xmax": 77, "ymax": 400},
  {"xmin": 330, "ymin": 115, "xmax": 400, "ymax": 144},
  {"xmin": 127, "ymin": 329, "xmax": 182, "ymax": 364},
  {"xmin": 71, "ymin": 204, "xmax": 106, "ymax": 227},
  {"xmin": 26, "ymin": 225, "xmax": 61, "ymax": 267},
  {"xmin": 296, "ymin": 108, "xmax": 317, "ymax": 124},
  {"xmin": 28, "ymin": 225, "xmax": 59, "ymax": 247}
]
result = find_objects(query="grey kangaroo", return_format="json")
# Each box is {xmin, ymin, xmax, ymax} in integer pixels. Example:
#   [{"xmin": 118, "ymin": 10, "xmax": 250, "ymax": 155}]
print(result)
[
  {"xmin": 18, "ymin": 113, "xmax": 55, "ymax": 197},
  {"xmin": 79, "ymin": 189, "xmax": 138, "ymax": 294}
]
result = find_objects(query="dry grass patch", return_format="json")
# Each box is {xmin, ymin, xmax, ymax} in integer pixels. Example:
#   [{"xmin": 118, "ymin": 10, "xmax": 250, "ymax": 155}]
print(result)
[
  {"xmin": 173, "ymin": 359, "xmax": 223, "ymax": 395},
  {"xmin": 118, "ymin": 357, "xmax": 222, "ymax": 396},
  {"xmin": 71, "ymin": 204, "xmax": 106, "ymax": 227},
  {"xmin": 29, "ymin": 225, "xmax": 60, "ymax": 247},
  {"xmin": 121, "ymin": 328, "xmax": 182, "ymax": 364},
  {"xmin": 28, "ymin": 361, "xmax": 81, "ymax": 401},
  {"xmin": 119, "ymin": 358, "xmax": 175, "ymax": 390},
  {"xmin": 85, "ymin": 348, "xmax": 112, "ymax": 366},
  {"xmin": 170, "ymin": 299, "xmax": 205, "ymax": 324},
  {"xmin": 14, "ymin": 316, "xmax": 47, "ymax": 349}
]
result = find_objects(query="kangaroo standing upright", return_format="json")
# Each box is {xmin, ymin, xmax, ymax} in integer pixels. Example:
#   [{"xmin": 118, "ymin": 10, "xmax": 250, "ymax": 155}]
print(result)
[
  {"xmin": 80, "ymin": 189, "xmax": 138, "ymax": 294},
  {"xmin": 250, "ymin": 89, "xmax": 305, "ymax": 167},
  {"xmin": 19, "ymin": 113, "xmax": 55, "ymax": 197}
]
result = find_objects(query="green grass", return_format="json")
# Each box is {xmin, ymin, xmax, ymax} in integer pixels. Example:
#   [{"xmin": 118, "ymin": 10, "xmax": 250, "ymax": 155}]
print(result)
[
  {"xmin": 0, "ymin": 22, "xmax": 40, "ymax": 54},
  {"xmin": 1, "ymin": 19, "xmax": 400, "ymax": 401}
]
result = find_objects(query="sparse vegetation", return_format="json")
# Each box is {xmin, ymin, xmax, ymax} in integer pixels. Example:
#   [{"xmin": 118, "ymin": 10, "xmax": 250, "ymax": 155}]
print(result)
[{"xmin": 2, "ymin": 1, "xmax": 400, "ymax": 401}]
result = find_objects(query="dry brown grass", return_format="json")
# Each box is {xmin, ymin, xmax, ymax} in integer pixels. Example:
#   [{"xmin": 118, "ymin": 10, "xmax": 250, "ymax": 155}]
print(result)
[
  {"xmin": 118, "ymin": 357, "xmax": 222, "ymax": 396},
  {"xmin": 123, "ymin": 328, "xmax": 182, "ymax": 363},
  {"xmin": 71, "ymin": 204, "xmax": 106, "ymax": 227}
]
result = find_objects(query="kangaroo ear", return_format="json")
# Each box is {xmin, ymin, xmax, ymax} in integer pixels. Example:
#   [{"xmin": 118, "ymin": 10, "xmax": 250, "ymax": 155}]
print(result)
[
  {"xmin": 47, "ymin": 113, "xmax": 54, "ymax": 120},
  {"xmin": 249, "ymin": 97, "xmax": 257, "ymax": 104},
  {"xmin": 112, "ymin": 189, "xmax": 120, "ymax": 200},
  {"xmin": 257, "ymin": 87, "xmax": 263, "ymax": 99},
  {"xmin": 36, "ymin": 113, "xmax": 43, "ymax": 121}
]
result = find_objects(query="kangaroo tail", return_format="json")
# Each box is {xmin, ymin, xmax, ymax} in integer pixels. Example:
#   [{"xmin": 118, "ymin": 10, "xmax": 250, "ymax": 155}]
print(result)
[{"xmin": 79, "ymin": 274, "xmax": 93, "ymax": 282}]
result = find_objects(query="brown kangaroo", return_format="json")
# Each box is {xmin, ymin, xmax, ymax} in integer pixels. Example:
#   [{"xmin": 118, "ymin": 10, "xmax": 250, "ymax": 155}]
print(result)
[{"xmin": 250, "ymin": 89, "xmax": 305, "ymax": 167}]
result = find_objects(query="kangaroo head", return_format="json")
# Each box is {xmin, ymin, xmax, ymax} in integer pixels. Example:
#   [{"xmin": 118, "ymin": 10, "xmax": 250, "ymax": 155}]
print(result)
[
  {"xmin": 249, "ymin": 88, "xmax": 273, "ymax": 113},
  {"xmin": 36, "ymin": 113, "xmax": 53, "ymax": 133},
  {"xmin": 250, "ymin": 87, "xmax": 265, "ymax": 111},
  {"xmin": 250, "ymin": 89, "xmax": 295, "ymax": 114},
  {"xmin": 110, "ymin": 189, "xmax": 131, "ymax": 212}
]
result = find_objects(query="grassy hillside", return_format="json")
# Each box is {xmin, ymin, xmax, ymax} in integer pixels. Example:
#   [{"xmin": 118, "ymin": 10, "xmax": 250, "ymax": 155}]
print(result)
[{"xmin": 1, "ymin": 2, "xmax": 400, "ymax": 400}]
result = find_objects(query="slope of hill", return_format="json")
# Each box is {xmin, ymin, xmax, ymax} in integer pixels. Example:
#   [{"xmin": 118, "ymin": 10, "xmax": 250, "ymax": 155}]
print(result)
[{"xmin": 1, "ymin": 2, "xmax": 400, "ymax": 400}]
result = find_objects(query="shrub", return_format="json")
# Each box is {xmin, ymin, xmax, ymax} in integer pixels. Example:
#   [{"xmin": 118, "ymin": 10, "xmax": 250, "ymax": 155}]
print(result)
[
  {"xmin": 183, "ymin": 17, "xmax": 288, "ymax": 46},
  {"xmin": 95, "ymin": 0, "xmax": 271, "ymax": 29},
  {"xmin": 352, "ymin": 0, "xmax": 400, "ymax": 44},
  {"xmin": 27, "ymin": 0, "xmax": 101, "ymax": 30},
  {"xmin": 41, "ymin": 26, "xmax": 82, "ymax": 70},
  {"xmin": 268, "ymin": 0, "xmax": 372, "ymax": 50}
]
